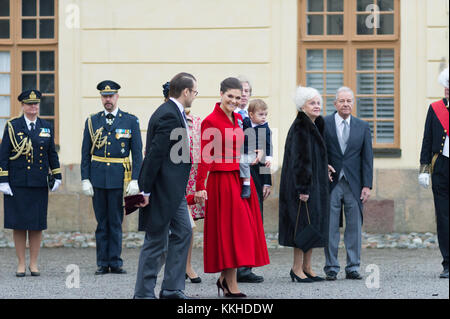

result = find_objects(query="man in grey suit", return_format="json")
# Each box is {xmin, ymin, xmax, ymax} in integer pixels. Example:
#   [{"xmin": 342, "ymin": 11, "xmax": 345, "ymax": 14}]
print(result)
[
  {"xmin": 134, "ymin": 72, "xmax": 202, "ymax": 299},
  {"xmin": 323, "ymin": 87, "xmax": 373, "ymax": 281}
]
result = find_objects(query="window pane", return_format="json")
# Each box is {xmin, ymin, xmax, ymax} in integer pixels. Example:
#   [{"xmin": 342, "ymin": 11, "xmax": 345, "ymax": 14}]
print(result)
[
  {"xmin": 306, "ymin": 73, "xmax": 324, "ymax": 94},
  {"xmin": 0, "ymin": 20, "xmax": 9, "ymax": 38},
  {"xmin": 357, "ymin": 14, "xmax": 373, "ymax": 35},
  {"xmin": 357, "ymin": 50, "xmax": 374, "ymax": 70},
  {"xmin": 40, "ymin": 0, "xmax": 54, "ymax": 16},
  {"xmin": 22, "ymin": 19, "xmax": 37, "ymax": 38},
  {"xmin": 357, "ymin": 0, "xmax": 374, "ymax": 11},
  {"xmin": 326, "ymin": 73, "xmax": 343, "ymax": 95},
  {"xmin": 308, "ymin": 0, "xmax": 323, "ymax": 12},
  {"xmin": 378, "ymin": 0, "xmax": 394, "ymax": 11},
  {"xmin": 357, "ymin": 73, "xmax": 374, "ymax": 94},
  {"xmin": 368, "ymin": 121, "xmax": 374, "ymax": 140},
  {"xmin": 307, "ymin": 15, "xmax": 324, "ymax": 35},
  {"xmin": 22, "ymin": 74, "xmax": 37, "ymax": 91},
  {"xmin": 377, "ymin": 49, "xmax": 394, "ymax": 70},
  {"xmin": 0, "ymin": 118, "xmax": 7, "ymax": 135},
  {"xmin": 376, "ymin": 73, "xmax": 394, "ymax": 94},
  {"xmin": 356, "ymin": 98, "xmax": 374, "ymax": 118},
  {"xmin": 376, "ymin": 122, "xmax": 394, "ymax": 143},
  {"xmin": 327, "ymin": 15, "xmax": 343, "ymax": 35},
  {"xmin": 0, "ymin": 52, "xmax": 10, "ymax": 72},
  {"xmin": 0, "ymin": 74, "xmax": 10, "ymax": 94},
  {"xmin": 324, "ymin": 97, "xmax": 334, "ymax": 114},
  {"xmin": 40, "ymin": 19, "xmax": 54, "ymax": 38},
  {"xmin": 0, "ymin": 0, "xmax": 10, "ymax": 16},
  {"xmin": 40, "ymin": 74, "xmax": 54, "ymax": 93},
  {"xmin": 22, "ymin": 0, "xmax": 37, "ymax": 16},
  {"xmin": 306, "ymin": 50, "xmax": 323, "ymax": 70},
  {"xmin": 0, "ymin": 96, "xmax": 10, "ymax": 116},
  {"xmin": 327, "ymin": 50, "xmax": 343, "ymax": 70},
  {"xmin": 376, "ymin": 98, "xmax": 394, "ymax": 118},
  {"xmin": 378, "ymin": 14, "xmax": 394, "ymax": 35},
  {"xmin": 22, "ymin": 51, "xmax": 37, "ymax": 71},
  {"xmin": 40, "ymin": 51, "xmax": 54, "ymax": 71},
  {"xmin": 40, "ymin": 96, "xmax": 54, "ymax": 116},
  {"xmin": 328, "ymin": 0, "xmax": 343, "ymax": 11}
]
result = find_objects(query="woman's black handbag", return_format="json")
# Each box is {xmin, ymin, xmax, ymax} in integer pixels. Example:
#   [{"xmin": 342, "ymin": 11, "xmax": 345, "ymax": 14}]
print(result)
[{"xmin": 294, "ymin": 201, "xmax": 324, "ymax": 252}]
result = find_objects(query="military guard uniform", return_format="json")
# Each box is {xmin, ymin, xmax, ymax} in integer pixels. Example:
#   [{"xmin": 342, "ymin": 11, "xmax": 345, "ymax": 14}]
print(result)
[
  {"xmin": 419, "ymin": 67, "xmax": 449, "ymax": 279},
  {"xmin": 81, "ymin": 81, "xmax": 143, "ymax": 274},
  {"xmin": 0, "ymin": 90, "xmax": 62, "ymax": 231}
]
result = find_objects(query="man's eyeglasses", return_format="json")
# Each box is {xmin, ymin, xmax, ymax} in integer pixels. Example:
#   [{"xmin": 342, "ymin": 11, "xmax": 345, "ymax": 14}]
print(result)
[{"xmin": 190, "ymin": 89, "xmax": 199, "ymax": 96}]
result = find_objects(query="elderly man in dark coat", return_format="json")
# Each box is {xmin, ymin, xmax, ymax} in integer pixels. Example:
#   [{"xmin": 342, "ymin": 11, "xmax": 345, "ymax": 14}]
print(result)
[{"xmin": 279, "ymin": 86, "xmax": 331, "ymax": 283}]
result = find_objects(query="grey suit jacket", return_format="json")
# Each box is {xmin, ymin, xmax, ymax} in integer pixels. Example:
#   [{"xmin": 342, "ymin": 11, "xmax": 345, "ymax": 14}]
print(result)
[{"xmin": 324, "ymin": 112, "xmax": 373, "ymax": 214}]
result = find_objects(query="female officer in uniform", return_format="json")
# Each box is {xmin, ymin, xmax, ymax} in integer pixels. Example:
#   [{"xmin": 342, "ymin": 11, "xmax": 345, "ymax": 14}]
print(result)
[{"xmin": 0, "ymin": 89, "xmax": 62, "ymax": 277}]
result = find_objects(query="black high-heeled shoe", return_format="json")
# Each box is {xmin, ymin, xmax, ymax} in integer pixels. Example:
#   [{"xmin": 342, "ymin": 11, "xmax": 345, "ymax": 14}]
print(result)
[
  {"xmin": 186, "ymin": 273, "xmax": 202, "ymax": 283},
  {"xmin": 303, "ymin": 269, "xmax": 325, "ymax": 282},
  {"xmin": 216, "ymin": 278, "xmax": 225, "ymax": 297},
  {"xmin": 222, "ymin": 278, "xmax": 247, "ymax": 298},
  {"xmin": 290, "ymin": 269, "xmax": 313, "ymax": 283},
  {"xmin": 29, "ymin": 267, "xmax": 40, "ymax": 277}
]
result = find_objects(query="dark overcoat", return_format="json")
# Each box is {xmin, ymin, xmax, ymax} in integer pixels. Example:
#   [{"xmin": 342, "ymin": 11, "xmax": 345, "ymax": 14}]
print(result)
[
  {"xmin": 278, "ymin": 111, "xmax": 330, "ymax": 248},
  {"xmin": 138, "ymin": 99, "xmax": 192, "ymax": 233}
]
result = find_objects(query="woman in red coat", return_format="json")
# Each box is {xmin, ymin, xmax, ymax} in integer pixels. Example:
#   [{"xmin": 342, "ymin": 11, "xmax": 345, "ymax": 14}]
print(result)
[{"xmin": 195, "ymin": 77, "xmax": 270, "ymax": 297}]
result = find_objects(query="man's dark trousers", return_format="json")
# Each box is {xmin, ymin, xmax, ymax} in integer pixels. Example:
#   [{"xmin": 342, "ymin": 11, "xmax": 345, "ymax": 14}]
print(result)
[{"xmin": 432, "ymin": 155, "xmax": 449, "ymax": 270}]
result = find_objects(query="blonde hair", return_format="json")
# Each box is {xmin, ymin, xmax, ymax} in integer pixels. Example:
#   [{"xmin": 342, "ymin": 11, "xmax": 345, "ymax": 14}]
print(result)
[{"xmin": 248, "ymin": 99, "xmax": 268, "ymax": 114}]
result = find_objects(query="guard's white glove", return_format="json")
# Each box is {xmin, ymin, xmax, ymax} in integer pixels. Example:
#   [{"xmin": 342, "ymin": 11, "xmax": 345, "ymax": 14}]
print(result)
[
  {"xmin": 418, "ymin": 173, "xmax": 430, "ymax": 189},
  {"xmin": 0, "ymin": 182, "xmax": 13, "ymax": 196},
  {"xmin": 126, "ymin": 180, "xmax": 140, "ymax": 196},
  {"xmin": 82, "ymin": 179, "xmax": 94, "ymax": 197},
  {"xmin": 51, "ymin": 179, "xmax": 62, "ymax": 192}
]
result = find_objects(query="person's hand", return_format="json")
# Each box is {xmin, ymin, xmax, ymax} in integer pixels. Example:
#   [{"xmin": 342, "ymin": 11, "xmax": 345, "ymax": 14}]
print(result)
[
  {"xmin": 194, "ymin": 190, "xmax": 207, "ymax": 205},
  {"xmin": 136, "ymin": 193, "xmax": 149, "ymax": 208},
  {"xmin": 81, "ymin": 179, "xmax": 94, "ymax": 197},
  {"xmin": 51, "ymin": 179, "xmax": 62, "ymax": 192},
  {"xmin": 360, "ymin": 187, "xmax": 371, "ymax": 204},
  {"xmin": 126, "ymin": 180, "xmax": 140, "ymax": 196},
  {"xmin": 418, "ymin": 173, "xmax": 430, "ymax": 189},
  {"xmin": 263, "ymin": 185, "xmax": 272, "ymax": 200},
  {"xmin": 328, "ymin": 165, "xmax": 336, "ymax": 182},
  {"xmin": 251, "ymin": 149, "xmax": 264, "ymax": 165},
  {"xmin": 265, "ymin": 160, "xmax": 272, "ymax": 168},
  {"xmin": 299, "ymin": 194, "xmax": 309, "ymax": 202},
  {"xmin": 0, "ymin": 182, "xmax": 13, "ymax": 196}
]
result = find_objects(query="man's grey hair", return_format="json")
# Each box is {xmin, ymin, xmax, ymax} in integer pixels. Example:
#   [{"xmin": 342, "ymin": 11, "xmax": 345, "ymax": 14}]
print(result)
[
  {"xmin": 335, "ymin": 86, "xmax": 355, "ymax": 101},
  {"xmin": 438, "ymin": 66, "xmax": 449, "ymax": 88},
  {"xmin": 236, "ymin": 75, "xmax": 253, "ymax": 95},
  {"xmin": 294, "ymin": 86, "xmax": 323, "ymax": 112}
]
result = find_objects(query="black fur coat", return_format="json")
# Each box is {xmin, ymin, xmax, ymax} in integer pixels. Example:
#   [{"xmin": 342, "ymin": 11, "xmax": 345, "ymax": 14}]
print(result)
[{"xmin": 278, "ymin": 111, "xmax": 330, "ymax": 248}]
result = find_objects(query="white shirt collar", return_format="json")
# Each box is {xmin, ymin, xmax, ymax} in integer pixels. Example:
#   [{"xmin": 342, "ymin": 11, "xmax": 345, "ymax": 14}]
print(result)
[
  {"xmin": 24, "ymin": 116, "xmax": 36, "ymax": 130},
  {"xmin": 234, "ymin": 105, "xmax": 248, "ymax": 114},
  {"xmin": 169, "ymin": 97, "xmax": 186, "ymax": 116},
  {"xmin": 335, "ymin": 112, "xmax": 351, "ymax": 126},
  {"xmin": 104, "ymin": 107, "xmax": 119, "ymax": 117}
]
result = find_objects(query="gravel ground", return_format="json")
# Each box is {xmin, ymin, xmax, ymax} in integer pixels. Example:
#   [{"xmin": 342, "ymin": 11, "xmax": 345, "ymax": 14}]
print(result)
[{"xmin": 0, "ymin": 247, "xmax": 447, "ymax": 299}]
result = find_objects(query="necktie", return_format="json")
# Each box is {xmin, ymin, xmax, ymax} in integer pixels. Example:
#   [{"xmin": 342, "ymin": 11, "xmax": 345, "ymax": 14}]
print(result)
[
  {"xmin": 182, "ymin": 111, "xmax": 190, "ymax": 137},
  {"xmin": 106, "ymin": 113, "xmax": 114, "ymax": 125},
  {"xmin": 340, "ymin": 120, "xmax": 349, "ymax": 154},
  {"xmin": 238, "ymin": 109, "xmax": 247, "ymax": 119},
  {"xmin": 30, "ymin": 122, "xmax": 35, "ymax": 131}
]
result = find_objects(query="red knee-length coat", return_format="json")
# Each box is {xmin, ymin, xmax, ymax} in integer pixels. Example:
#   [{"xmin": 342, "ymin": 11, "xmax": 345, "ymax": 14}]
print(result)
[{"xmin": 196, "ymin": 103, "xmax": 270, "ymax": 273}]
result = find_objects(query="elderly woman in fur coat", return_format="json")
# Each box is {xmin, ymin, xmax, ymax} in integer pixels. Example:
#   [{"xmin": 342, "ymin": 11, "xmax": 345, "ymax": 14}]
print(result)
[{"xmin": 279, "ymin": 86, "xmax": 333, "ymax": 283}]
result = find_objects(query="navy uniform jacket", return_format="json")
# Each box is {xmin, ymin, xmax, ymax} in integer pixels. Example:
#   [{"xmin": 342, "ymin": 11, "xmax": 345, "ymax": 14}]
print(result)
[
  {"xmin": 0, "ymin": 116, "xmax": 62, "ymax": 187},
  {"xmin": 81, "ymin": 109, "xmax": 143, "ymax": 189},
  {"xmin": 420, "ymin": 98, "xmax": 448, "ymax": 167}
]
